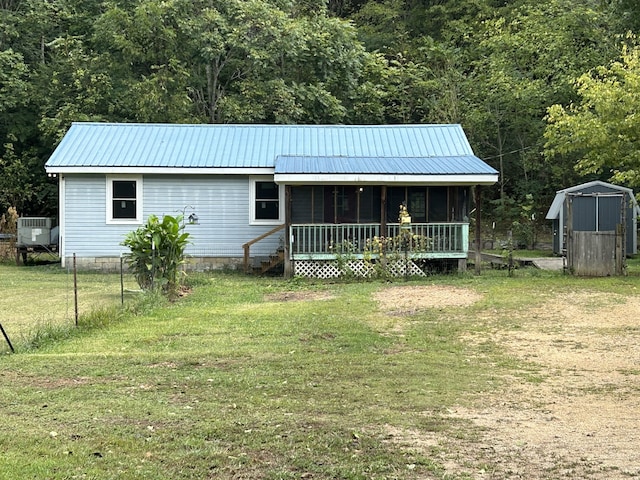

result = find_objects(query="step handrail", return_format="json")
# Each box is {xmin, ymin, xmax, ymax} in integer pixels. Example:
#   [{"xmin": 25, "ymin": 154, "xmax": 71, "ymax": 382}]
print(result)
[{"xmin": 242, "ymin": 224, "xmax": 286, "ymax": 273}]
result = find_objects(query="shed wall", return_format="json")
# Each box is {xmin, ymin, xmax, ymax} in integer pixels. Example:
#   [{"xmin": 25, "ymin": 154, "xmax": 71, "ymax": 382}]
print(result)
[{"xmin": 552, "ymin": 185, "xmax": 637, "ymax": 255}]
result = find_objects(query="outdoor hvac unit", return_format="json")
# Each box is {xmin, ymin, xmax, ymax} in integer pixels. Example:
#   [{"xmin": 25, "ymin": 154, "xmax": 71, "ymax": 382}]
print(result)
[{"xmin": 17, "ymin": 217, "xmax": 55, "ymax": 246}]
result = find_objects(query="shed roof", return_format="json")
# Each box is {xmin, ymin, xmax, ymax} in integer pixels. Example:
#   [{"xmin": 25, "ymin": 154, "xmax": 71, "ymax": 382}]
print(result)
[
  {"xmin": 44, "ymin": 123, "xmax": 498, "ymax": 184},
  {"xmin": 545, "ymin": 180, "xmax": 639, "ymax": 220}
]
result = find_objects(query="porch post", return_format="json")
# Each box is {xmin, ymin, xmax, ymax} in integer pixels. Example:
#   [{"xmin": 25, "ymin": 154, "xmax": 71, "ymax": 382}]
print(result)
[
  {"xmin": 284, "ymin": 185, "xmax": 293, "ymax": 278},
  {"xmin": 381, "ymin": 186, "xmax": 387, "ymax": 234},
  {"xmin": 474, "ymin": 185, "xmax": 482, "ymax": 275}
]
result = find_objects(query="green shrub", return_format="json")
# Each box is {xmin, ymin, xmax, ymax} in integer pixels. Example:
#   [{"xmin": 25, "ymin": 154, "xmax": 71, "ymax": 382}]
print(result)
[{"xmin": 121, "ymin": 214, "xmax": 190, "ymax": 298}]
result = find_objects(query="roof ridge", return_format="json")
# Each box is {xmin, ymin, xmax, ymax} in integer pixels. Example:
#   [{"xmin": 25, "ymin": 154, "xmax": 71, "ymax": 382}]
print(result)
[{"xmin": 71, "ymin": 122, "xmax": 460, "ymax": 129}]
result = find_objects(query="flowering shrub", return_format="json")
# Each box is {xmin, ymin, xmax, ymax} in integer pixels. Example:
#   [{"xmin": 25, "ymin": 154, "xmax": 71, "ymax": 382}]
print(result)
[
  {"xmin": 329, "ymin": 205, "xmax": 435, "ymax": 278},
  {"xmin": 329, "ymin": 239, "xmax": 358, "ymax": 254},
  {"xmin": 363, "ymin": 233, "xmax": 431, "ymax": 256}
]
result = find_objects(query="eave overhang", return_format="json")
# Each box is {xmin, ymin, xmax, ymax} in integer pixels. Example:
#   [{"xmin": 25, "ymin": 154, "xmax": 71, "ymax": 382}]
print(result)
[
  {"xmin": 45, "ymin": 166, "xmax": 275, "ymax": 175},
  {"xmin": 273, "ymin": 155, "xmax": 499, "ymax": 186},
  {"xmin": 273, "ymin": 173, "xmax": 499, "ymax": 185}
]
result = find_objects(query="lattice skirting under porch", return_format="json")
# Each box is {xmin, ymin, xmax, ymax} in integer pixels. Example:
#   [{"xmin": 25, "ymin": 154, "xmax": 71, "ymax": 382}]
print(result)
[{"xmin": 293, "ymin": 259, "xmax": 427, "ymax": 278}]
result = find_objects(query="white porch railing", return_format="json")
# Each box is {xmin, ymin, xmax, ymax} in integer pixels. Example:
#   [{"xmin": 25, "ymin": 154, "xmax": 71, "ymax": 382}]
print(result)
[{"xmin": 290, "ymin": 223, "xmax": 469, "ymax": 260}]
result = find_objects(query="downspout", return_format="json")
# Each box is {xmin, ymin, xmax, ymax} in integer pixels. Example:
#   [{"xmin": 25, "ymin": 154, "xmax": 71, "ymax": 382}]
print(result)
[
  {"xmin": 559, "ymin": 195, "xmax": 564, "ymax": 255},
  {"xmin": 59, "ymin": 175, "xmax": 66, "ymax": 268},
  {"xmin": 634, "ymin": 199, "xmax": 638, "ymax": 254}
]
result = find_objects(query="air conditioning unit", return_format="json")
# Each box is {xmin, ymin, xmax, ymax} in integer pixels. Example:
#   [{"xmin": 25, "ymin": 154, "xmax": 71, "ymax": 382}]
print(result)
[{"xmin": 17, "ymin": 217, "xmax": 55, "ymax": 246}]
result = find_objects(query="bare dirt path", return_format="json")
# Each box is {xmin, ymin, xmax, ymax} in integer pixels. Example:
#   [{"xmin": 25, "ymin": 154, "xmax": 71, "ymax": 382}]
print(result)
[{"xmin": 375, "ymin": 285, "xmax": 640, "ymax": 479}]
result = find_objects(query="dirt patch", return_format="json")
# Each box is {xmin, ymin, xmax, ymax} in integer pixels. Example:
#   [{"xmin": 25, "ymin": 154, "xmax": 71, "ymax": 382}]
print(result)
[
  {"xmin": 264, "ymin": 291, "xmax": 336, "ymax": 302},
  {"xmin": 374, "ymin": 285, "xmax": 482, "ymax": 315},
  {"xmin": 383, "ymin": 288, "xmax": 640, "ymax": 479}
]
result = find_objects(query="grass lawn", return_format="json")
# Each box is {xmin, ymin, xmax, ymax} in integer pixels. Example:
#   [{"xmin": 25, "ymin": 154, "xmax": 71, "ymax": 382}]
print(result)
[
  {"xmin": 0, "ymin": 263, "xmax": 139, "ymax": 344},
  {"xmin": 1, "ymin": 263, "xmax": 640, "ymax": 479}
]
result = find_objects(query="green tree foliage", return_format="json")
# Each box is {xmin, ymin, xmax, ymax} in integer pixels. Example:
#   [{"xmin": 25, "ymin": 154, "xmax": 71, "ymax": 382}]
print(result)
[
  {"xmin": 0, "ymin": 48, "xmax": 54, "ymax": 214},
  {"xmin": 346, "ymin": 0, "xmax": 621, "ymax": 228},
  {"xmin": 609, "ymin": 0, "xmax": 640, "ymax": 32},
  {"xmin": 460, "ymin": 0, "xmax": 616, "ymax": 226},
  {"xmin": 1, "ymin": 0, "xmax": 372, "ymax": 214},
  {"xmin": 121, "ymin": 214, "xmax": 190, "ymax": 299},
  {"xmin": 1, "ymin": 0, "xmax": 107, "ymax": 214},
  {"xmin": 545, "ymin": 43, "xmax": 640, "ymax": 189},
  {"xmin": 91, "ymin": 0, "xmax": 368, "ymax": 125},
  {"xmin": 0, "ymin": 0, "xmax": 634, "ymax": 227}
]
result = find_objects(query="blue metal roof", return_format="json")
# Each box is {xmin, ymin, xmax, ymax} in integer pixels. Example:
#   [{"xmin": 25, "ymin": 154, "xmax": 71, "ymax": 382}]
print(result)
[
  {"xmin": 45, "ymin": 122, "xmax": 491, "ymax": 171},
  {"xmin": 275, "ymin": 155, "xmax": 497, "ymax": 175}
]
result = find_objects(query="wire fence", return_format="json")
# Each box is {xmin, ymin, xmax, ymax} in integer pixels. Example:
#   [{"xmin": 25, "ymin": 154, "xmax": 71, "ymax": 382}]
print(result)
[{"xmin": 0, "ymin": 259, "xmax": 141, "ymax": 352}]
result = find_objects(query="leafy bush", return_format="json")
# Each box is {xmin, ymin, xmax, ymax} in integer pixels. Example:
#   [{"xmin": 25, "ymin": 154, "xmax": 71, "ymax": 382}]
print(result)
[
  {"xmin": 121, "ymin": 214, "xmax": 190, "ymax": 298},
  {"xmin": 0, "ymin": 206, "xmax": 18, "ymax": 262}
]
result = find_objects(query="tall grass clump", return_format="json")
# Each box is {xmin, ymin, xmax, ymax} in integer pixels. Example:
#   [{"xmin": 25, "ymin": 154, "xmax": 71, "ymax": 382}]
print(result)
[{"xmin": 17, "ymin": 290, "xmax": 165, "ymax": 352}]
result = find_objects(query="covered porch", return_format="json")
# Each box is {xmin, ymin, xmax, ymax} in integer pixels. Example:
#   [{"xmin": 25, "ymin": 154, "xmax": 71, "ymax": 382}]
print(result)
[
  {"xmin": 290, "ymin": 222, "xmax": 469, "ymax": 260},
  {"xmin": 272, "ymin": 150, "xmax": 498, "ymax": 278},
  {"xmin": 282, "ymin": 183, "xmax": 473, "ymax": 277},
  {"xmin": 289, "ymin": 221, "xmax": 468, "ymax": 277}
]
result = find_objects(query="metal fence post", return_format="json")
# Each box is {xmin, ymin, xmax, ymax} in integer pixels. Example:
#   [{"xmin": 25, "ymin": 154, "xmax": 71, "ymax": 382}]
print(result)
[{"xmin": 0, "ymin": 322, "xmax": 14, "ymax": 353}]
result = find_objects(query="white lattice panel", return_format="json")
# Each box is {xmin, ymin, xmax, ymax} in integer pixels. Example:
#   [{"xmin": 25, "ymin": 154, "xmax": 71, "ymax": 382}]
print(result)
[
  {"xmin": 294, "ymin": 259, "xmax": 425, "ymax": 278},
  {"xmin": 295, "ymin": 261, "xmax": 341, "ymax": 278},
  {"xmin": 345, "ymin": 260, "xmax": 375, "ymax": 277},
  {"xmin": 385, "ymin": 259, "xmax": 427, "ymax": 277}
]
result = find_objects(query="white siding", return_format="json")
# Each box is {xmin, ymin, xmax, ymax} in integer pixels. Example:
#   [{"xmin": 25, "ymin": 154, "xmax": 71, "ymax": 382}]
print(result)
[
  {"xmin": 64, "ymin": 175, "xmax": 129, "ymax": 257},
  {"xmin": 62, "ymin": 174, "xmax": 284, "ymax": 261}
]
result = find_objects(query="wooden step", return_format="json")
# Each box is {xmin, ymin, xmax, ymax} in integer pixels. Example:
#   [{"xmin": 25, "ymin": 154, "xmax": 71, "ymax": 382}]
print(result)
[{"xmin": 254, "ymin": 250, "xmax": 285, "ymax": 275}]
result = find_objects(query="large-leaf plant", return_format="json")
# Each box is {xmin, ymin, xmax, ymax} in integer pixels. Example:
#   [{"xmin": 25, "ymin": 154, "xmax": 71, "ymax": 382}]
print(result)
[{"xmin": 121, "ymin": 214, "xmax": 190, "ymax": 298}]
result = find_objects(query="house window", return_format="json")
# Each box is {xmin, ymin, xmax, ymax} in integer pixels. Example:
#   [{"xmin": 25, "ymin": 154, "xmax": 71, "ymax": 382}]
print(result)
[
  {"xmin": 106, "ymin": 176, "xmax": 143, "ymax": 224},
  {"xmin": 250, "ymin": 177, "xmax": 283, "ymax": 224}
]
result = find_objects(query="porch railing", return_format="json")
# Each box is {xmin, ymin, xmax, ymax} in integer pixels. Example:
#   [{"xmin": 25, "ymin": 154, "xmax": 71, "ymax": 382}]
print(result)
[
  {"xmin": 242, "ymin": 224, "xmax": 285, "ymax": 273},
  {"xmin": 290, "ymin": 223, "xmax": 469, "ymax": 259}
]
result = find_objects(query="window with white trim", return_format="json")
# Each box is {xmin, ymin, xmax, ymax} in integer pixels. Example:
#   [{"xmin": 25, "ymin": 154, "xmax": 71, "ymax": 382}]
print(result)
[
  {"xmin": 250, "ymin": 177, "xmax": 284, "ymax": 224},
  {"xmin": 106, "ymin": 176, "xmax": 143, "ymax": 224}
]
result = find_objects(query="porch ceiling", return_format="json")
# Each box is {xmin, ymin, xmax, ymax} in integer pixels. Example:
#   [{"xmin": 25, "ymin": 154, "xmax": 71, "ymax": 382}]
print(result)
[{"xmin": 274, "ymin": 155, "xmax": 499, "ymax": 185}]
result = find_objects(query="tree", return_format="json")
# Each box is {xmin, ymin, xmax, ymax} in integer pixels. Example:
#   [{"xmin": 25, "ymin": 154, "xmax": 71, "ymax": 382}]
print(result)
[
  {"xmin": 91, "ymin": 0, "xmax": 369, "ymax": 124},
  {"xmin": 0, "ymin": 48, "xmax": 41, "ymax": 214},
  {"xmin": 609, "ymin": 0, "xmax": 640, "ymax": 33},
  {"xmin": 1, "ymin": 0, "xmax": 109, "ymax": 213},
  {"xmin": 0, "ymin": 0, "xmax": 631, "ymax": 221},
  {"xmin": 544, "ymin": 42, "xmax": 640, "ymax": 189},
  {"xmin": 460, "ymin": 0, "xmax": 617, "ymax": 226}
]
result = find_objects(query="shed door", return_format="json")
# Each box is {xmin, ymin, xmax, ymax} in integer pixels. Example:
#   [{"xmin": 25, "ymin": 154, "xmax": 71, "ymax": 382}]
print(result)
[
  {"xmin": 570, "ymin": 194, "xmax": 624, "ymax": 231},
  {"xmin": 597, "ymin": 195, "xmax": 623, "ymax": 231},
  {"xmin": 571, "ymin": 196, "xmax": 596, "ymax": 231}
]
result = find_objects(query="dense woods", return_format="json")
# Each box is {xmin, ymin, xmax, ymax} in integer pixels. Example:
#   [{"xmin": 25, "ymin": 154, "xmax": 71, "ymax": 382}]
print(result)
[{"xmin": 1, "ymin": 0, "xmax": 639, "ymax": 233}]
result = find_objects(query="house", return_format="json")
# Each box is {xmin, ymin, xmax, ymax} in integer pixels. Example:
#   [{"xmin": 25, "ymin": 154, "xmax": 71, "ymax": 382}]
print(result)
[
  {"xmin": 44, "ymin": 123, "xmax": 498, "ymax": 277},
  {"xmin": 545, "ymin": 180, "xmax": 639, "ymax": 256}
]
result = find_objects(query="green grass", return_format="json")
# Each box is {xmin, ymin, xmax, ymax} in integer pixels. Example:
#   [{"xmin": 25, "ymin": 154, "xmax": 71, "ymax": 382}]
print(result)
[
  {"xmin": 2, "ymin": 265, "xmax": 640, "ymax": 478},
  {"xmin": 0, "ymin": 262, "xmax": 139, "ymax": 343}
]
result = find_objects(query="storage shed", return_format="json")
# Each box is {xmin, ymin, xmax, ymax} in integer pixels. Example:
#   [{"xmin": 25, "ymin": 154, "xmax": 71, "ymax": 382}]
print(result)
[{"xmin": 545, "ymin": 180, "xmax": 639, "ymax": 256}]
